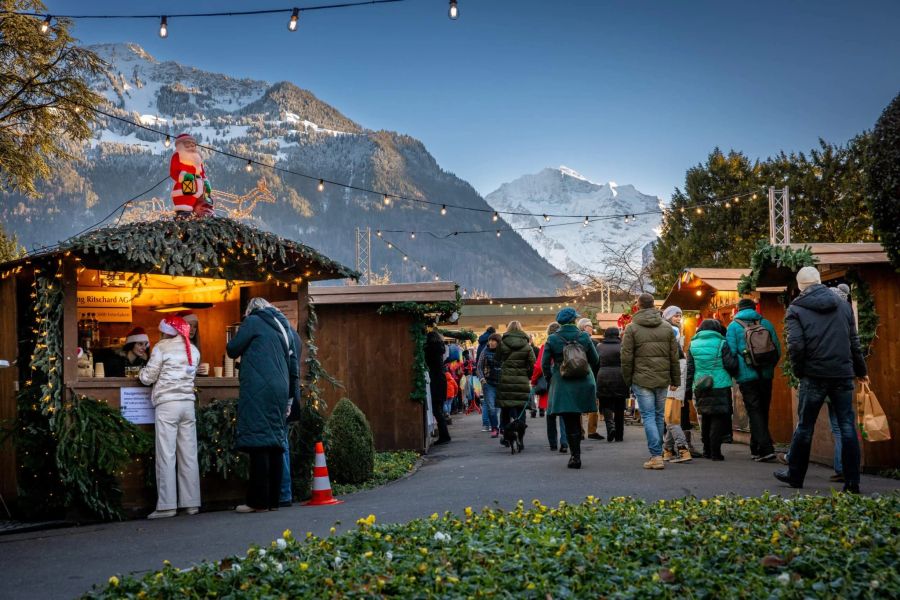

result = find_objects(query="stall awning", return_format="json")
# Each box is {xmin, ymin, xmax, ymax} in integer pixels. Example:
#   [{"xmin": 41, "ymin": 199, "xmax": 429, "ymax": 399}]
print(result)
[
  {"xmin": 662, "ymin": 268, "xmax": 750, "ymax": 310},
  {"xmin": 310, "ymin": 282, "xmax": 457, "ymax": 305}
]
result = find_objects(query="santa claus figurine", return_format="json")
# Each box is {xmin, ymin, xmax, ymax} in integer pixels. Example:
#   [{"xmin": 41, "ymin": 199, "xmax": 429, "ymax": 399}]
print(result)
[{"xmin": 170, "ymin": 133, "xmax": 214, "ymax": 217}]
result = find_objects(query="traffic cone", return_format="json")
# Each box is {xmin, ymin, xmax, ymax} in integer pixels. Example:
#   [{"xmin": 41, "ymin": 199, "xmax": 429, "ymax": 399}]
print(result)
[{"xmin": 302, "ymin": 441, "xmax": 343, "ymax": 506}]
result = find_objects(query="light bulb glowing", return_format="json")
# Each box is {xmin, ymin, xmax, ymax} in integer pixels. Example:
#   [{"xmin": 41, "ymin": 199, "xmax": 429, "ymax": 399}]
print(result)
[
  {"xmin": 496, "ymin": 230, "xmax": 501, "ymax": 237},
  {"xmin": 434, "ymin": 275, "xmax": 439, "ymax": 281},
  {"xmin": 624, "ymin": 215, "xmax": 630, "ymax": 224},
  {"xmin": 679, "ymin": 207, "xmax": 685, "ymax": 213},
  {"xmin": 376, "ymin": 230, "xmax": 382, "ymax": 237},
  {"xmin": 383, "ymin": 194, "xmax": 391, "ymax": 206},
  {"xmin": 725, "ymin": 202, "xmax": 731, "ymax": 209},
  {"xmin": 752, "ymin": 193, "xmax": 758, "ymax": 200},
  {"xmin": 159, "ymin": 16, "xmax": 168, "ymax": 38},
  {"xmin": 543, "ymin": 214, "xmax": 550, "ymax": 222},
  {"xmin": 422, "ymin": 265, "xmax": 427, "ymax": 271},
  {"xmin": 317, "ymin": 179, "xmax": 324, "ymax": 192},
  {"xmin": 734, "ymin": 196, "xmax": 740, "ymax": 204},
  {"xmin": 164, "ymin": 135, "xmax": 171, "ymax": 148},
  {"xmin": 448, "ymin": 0, "xmax": 458, "ymax": 20},
  {"xmin": 387, "ymin": 242, "xmax": 393, "ymax": 249},
  {"xmin": 492, "ymin": 211, "xmax": 499, "ymax": 222},
  {"xmin": 40, "ymin": 15, "xmax": 51, "ymax": 34},
  {"xmin": 695, "ymin": 289, "xmax": 703, "ymax": 297},
  {"xmin": 440, "ymin": 204, "xmax": 447, "ymax": 215},
  {"xmin": 583, "ymin": 216, "xmax": 589, "ymax": 227},
  {"xmin": 696, "ymin": 207, "xmax": 703, "ymax": 215},
  {"xmin": 403, "ymin": 256, "xmax": 408, "ymax": 261},
  {"xmin": 538, "ymin": 226, "xmax": 543, "ymax": 233},
  {"xmin": 245, "ymin": 160, "xmax": 253, "ymax": 172},
  {"xmin": 410, "ymin": 232, "xmax": 416, "ymax": 239},
  {"xmin": 288, "ymin": 8, "xmax": 299, "ymax": 31}
]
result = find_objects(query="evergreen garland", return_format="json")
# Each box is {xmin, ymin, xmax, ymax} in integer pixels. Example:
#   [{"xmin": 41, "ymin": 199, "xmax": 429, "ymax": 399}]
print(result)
[
  {"xmin": 32, "ymin": 273, "xmax": 64, "ymax": 421},
  {"xmin": 846, "ymin": 270, "xmax": 880, "ymax": 358},
  {"xmin": 737, "ymin": 240, "xmax": 818, "ymax": 295},
  {"xmin": 196, "ymin": 398, "xmax": 247, "ymax": 480},
  {"xmin": 438, "ymin": 328, "xmax": 477, "ymax": 342}
]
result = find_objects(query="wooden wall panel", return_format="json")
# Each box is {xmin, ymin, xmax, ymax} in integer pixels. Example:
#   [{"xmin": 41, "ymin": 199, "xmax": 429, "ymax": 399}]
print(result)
[
  {"xmin": 0, "ymin": 276, "xmax": 18, "ymax": 500},
  {"xmin": 759, "ymin": 293, "xmax": 794, "ymax": 443},
  {"xmin": 314, "ymin": 304, "xmax": 424, "ymax": 451}
]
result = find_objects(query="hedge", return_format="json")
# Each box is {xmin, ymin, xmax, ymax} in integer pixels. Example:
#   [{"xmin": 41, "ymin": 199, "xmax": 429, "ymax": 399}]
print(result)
[{"xmin": 87, "ymin": 493, "xmax": 899, "ymax": 598}]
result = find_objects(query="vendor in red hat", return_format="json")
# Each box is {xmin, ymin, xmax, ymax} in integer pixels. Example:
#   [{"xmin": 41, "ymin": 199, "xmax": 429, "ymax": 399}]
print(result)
[{"xmin": 104, "ymin": 326, "xmax": 151, "ymax": 377}]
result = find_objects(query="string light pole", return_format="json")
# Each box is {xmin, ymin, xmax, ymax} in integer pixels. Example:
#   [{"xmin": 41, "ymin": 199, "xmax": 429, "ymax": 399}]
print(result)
[
  {"xmin": 768, "ymin": 186, "xmax": 791, "ymax": 245},
  {"xmin": 355, "ymin": 227, "xmax": 372, "ymax": 285}
]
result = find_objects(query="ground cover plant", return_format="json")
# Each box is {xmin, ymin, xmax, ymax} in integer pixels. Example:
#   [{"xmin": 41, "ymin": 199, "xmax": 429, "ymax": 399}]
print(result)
[
  {"xmin": 331, "ymin": 450, "xmax": 418, "ymax": 496},
  {"xmin": 88, "ymin": 493, "xmax": 898, "ymax": 599}
]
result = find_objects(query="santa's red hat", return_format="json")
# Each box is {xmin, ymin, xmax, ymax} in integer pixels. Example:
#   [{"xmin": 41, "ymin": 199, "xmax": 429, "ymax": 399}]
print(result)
[
  {"xmin": 125, "ymin": 327, "xmax": 150, "ymax": 345},
  {"xmin": 175, "ymin": 133, "xmax": 197, "ymax": 145},
  {"xmin": 159, "ymin": 316, "xmax": 193, "ymax": 365}
]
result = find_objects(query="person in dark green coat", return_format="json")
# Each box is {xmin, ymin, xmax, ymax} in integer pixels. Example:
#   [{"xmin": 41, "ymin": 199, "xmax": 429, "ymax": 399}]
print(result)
[
  {"xmin": 226, "ymin": 297, "xmax": 299, "ymax": 512},
  {"xmin": 541, "ymin": 308, "xmax": 600, "ymax": 469},
  {"xmin": 497, "ymin": 321, "xmax": 536, "ymax": 447}
]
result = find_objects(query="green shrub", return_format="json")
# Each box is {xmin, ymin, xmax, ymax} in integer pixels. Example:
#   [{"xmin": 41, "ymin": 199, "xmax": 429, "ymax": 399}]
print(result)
[
  {"xmin": 332, "ymin": 450, "xmax": 418, "ymax": 496},
  {"xmin": 196, "ymin": 398, "xmax": 247, "ymax": 480},
  {"xmin": 324, "ymin": 398, "xmax": 374, "ymax": 485}
]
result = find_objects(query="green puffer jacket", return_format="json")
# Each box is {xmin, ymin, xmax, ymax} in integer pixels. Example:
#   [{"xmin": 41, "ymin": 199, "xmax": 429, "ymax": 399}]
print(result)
[
  {"xmin": 542, "ymin": 324, "xmax": 600, "ymax": 415},
  {"xmin": 684, "ymin": 329, "xmax": 739, "ymax": 416},
  {"xmin": 226, "ymin": 307, "xmax": 298, "ymax": 450},
  {"xmin": 621, "ymin": 308, "xmax": 680, "ymax": 389},
  {"xmin": 497, "ymin": 330, "xmax": 536, "ymax": 408}
]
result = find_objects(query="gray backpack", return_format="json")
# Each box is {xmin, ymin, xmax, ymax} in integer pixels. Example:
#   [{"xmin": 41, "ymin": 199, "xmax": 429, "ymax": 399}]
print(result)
[{"xmin": 560, "ymin": 340, "xmax": 590, "ymax": 378}]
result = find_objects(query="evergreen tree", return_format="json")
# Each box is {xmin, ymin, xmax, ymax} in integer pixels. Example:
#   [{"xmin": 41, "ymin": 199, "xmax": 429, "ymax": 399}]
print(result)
[
  {"xmin": 867, "ymin": 91, "xmax": 900, "ymax": 269},
  {"xmin": 0, "ymin": 222, "xmax": 24, "ymax": 261}
]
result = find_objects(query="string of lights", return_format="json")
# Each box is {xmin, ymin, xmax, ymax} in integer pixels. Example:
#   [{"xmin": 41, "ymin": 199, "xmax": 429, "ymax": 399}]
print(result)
[{"xmin": 374, "ymin": 233, "xmax": 443, "ymax": 282}]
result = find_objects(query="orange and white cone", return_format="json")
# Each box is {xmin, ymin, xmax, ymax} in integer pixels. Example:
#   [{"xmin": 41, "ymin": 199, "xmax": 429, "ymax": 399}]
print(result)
[{"xmin": 302, "ymin": 441, "xmax": 343, "ymax": 506}]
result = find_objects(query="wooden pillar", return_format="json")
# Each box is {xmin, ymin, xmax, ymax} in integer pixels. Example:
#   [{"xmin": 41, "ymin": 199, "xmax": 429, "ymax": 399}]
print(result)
[
  {"xmin": 0, "ymin": 275, "xmax": 18, "ymax": 501},
  {"xmin": 62, "ymin": 257, "xmax": 79, "ymax": 394},
  {"xmin": 297, "ymin": 280, "xmax": 310, "ymax": 381}
]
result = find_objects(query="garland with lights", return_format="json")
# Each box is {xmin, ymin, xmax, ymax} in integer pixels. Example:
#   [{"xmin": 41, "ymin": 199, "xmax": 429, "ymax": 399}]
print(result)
[
  {"xmin": 845, "ymin": 270, "xmax": 880, "ymax": 359},
  {"xmin": 737, "ymin": 241, "xmax": 817, "ymax": 296}
]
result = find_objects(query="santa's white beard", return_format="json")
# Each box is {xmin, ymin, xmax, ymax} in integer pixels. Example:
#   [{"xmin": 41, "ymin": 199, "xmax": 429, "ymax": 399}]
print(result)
[{"xmin": 178, "ymin": 149, "xmax": 203, "ymax": 168}]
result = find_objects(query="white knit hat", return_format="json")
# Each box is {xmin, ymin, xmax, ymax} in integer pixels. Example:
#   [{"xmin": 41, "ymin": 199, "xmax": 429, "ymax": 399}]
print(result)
[{"xmin": 796, "ymin": 266, "xmax": 821, "ymax": 291}]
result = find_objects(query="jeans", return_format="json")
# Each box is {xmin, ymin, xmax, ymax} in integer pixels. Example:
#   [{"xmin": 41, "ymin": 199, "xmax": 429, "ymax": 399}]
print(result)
[
  {"xmin": 739, "ymin": 378, "xmax": 775, "ymax": 456},
  {"xmin": 633, "ymin": 385, "xmax": 667, "ymax": 456},
  {"xmin": 546, "ymin": 413, "xmax": 568, "ymax": 447},
  {"xmin": 482, "ymin": 383, "xmax": 499, "ymax": 429},
  {"xmin": 828, "ymin": 405, "xmax": 842, "ymax": 475},
  {"xmin": 280, "ymin": 429, "xmax": 292, "ymax": 504},
  {"xmin": 787, "ymin": 377, "xmax": 859, "ymax": 486}
]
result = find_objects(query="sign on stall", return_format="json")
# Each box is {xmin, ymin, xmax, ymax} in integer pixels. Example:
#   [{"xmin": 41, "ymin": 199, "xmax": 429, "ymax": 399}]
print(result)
[
  {"xmin": 120, "ymin": 386, "xmax": 155, "ymax": 425},
  {"xmin": 77, "ymin": 290, "xmax": 132, "ymax": 322}
]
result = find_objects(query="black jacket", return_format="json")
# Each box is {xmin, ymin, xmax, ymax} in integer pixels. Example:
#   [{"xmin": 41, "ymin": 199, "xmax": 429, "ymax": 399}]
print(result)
[
  {"xmin": 595, "ymin": 338, "xmax": 628, "ymax": 400},
  {"xmin": 424, "ymin": 332, "xmax": 447, "ymax": 402},
  {"xmin": 785, "ymin": 284, "xmax": 867, "ymax": 380}
]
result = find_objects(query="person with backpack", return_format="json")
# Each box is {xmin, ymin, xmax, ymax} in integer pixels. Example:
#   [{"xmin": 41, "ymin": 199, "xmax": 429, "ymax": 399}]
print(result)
[
  {"xmin": 684, "ymin": 319, "xmax": 739, "ymax": 460},
  {"xmin": 542, "ymin": 308, "xmax": 600, "ymax": 469},
  {"xmin": 621, "ymin": 293, "xmax": 681, "ymax": 470},
  {"xmin": 496, "ymin": 321, "xmax": 536, "ymax": 448},
  {"xmin": 726, "ymin": 298, "xmax": 781, "ymax": 462},
  {"xmin": 477, "ymin": 333, "xmax": 503, "ymax": 437}
]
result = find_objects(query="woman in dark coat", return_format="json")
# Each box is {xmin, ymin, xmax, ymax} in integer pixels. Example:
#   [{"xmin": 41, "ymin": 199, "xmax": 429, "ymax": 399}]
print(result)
[
  {"xmin": 497, "ymin": 321, "xmax": 535, "ymax": 446},
  {"xmin": 542, "ymin": 308, "xmax": 600, "ymax": 469},
  {"xmin": 425, "ymin": 329, "xmax": 451, "ymax": 445},
  {"xmin": 226, "ymin": 297, "xmax": 299, "ymax": 512},
  {"xmin": 596, "ymin": 327, "xmax": 628, "ymax": 442}
]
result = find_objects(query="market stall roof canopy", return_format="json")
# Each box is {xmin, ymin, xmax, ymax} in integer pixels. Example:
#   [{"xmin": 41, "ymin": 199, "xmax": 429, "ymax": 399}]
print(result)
[
  {"xmin": 662, "ymin": 267, "xmax": 751, "ymax": 310},
  {"xmin": 1, "ymin": 218, "xmax": 358, "ymax": 283},
  {"xmin": 310, "ymin": 282, "xmax": 457, "ymax": 305},
  {"xmin": 754, "ymin": 243, "xmax": 890, "ymax": 288}
]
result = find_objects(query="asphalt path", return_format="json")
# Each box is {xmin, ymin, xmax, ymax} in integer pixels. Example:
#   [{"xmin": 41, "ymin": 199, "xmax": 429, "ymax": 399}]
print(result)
[{"xmin": 2, "ymin": 413, "xmax": 898, "ymax": 599}]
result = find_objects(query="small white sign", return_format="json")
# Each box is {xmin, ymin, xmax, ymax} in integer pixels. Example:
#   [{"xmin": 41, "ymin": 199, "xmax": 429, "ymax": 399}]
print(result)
[{"xmin": 120, "ymin": 386, "xmax": 155, "ymax": 425}]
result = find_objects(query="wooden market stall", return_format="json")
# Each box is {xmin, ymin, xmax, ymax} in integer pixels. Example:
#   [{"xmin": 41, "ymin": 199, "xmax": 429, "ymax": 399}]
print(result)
[
  {"xmin": 309, "ymin": 282, "xmax": 459, "ymax": 452},
  {"xmin": 750, "ymin": 243, "xmax": 899, "ymax": 470},
  {"xmin": 0, "ymin": 217, "xmax": 355, "ymax": 513}
]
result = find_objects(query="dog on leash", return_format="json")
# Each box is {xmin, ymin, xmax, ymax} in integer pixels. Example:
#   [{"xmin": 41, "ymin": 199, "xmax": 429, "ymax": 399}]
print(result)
[{"xmin": 503, "ymin": 420, "xmax": 527, "ymax": 454}]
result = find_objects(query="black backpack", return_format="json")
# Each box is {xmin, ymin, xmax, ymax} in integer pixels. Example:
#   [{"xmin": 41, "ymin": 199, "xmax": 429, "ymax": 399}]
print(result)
[
  {"xmin": 560, "ymin": 340, "xmax": 590, "ymax": 379},
  {"xmin": 735, "ymin": 319, "xmax": 778, "ymax": 368}
]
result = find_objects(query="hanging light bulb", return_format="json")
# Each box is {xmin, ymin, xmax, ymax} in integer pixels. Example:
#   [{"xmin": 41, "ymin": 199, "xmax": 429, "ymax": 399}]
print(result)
[
  {"xmin": 752, "ymin": 193, "xmax": 758, "ymax": 200},
  {"xmin": 164, "ymin": 135, "xmax": 171, "ymax": 148},
  {"xmin": 624, "ymin": 215, "xmax": 630, "ymax": 224},
  {"xmin": 448, "ymin": 0, "xmax": 459, "ymax": 20},
  {"xmin": 434, "ymin": 275, "xmax": 440, "ymax": 281},
  {"xmin": 403, "ymin": 255, "xmax": 408, "ymax": 261},
  {"xmin": 696, "ymin": 207, "xmax": 703, "ymax": 215},
  {"xmin": 725, "ymin": 201, "xmax": 731, "ymax": 209},
  {"xmin": 376, "ymin": 230, "xmax": 382, "ymax": 237},
  {"xmin": 492, "ymin": 211, "xmax": 499, "ymax": 222},
  {"xmin": 583, "ymin": 216, "xmax": 589, "ymax": 227},
  {"xmin": 679, "ymin": 206, "xmax": 685, "ymax": 214},
  {"xmin": 410, "ymin": 232, "xmax": 416, "ymax": 240},
  {"xmin": 317, "ymin": 179, "xmax": 325, "ymax": 192},
  {"xmin": 40, "ymin": 15, "xmax": 51, "ymax": 34},
  {"xmin": 387, "ymin": 242, "xmax": 393, "ymax": 249},
  {"xmin": 538, "ymin": 226, "xmax": 543, "ymax": 234},
  {"xmin": 543, "ymin": 214, "xmax": 550, "ymax": 222},
  {"xmin": 383, "ymin": 194, "xmax": 391, "ymax": 206},
  {"xmin": 159, "ymin": 16, "xmax": 168, "ymax": 38},
  {"xmin": 440, "ymin": 204, "xmax": 447, "ymax": 216},
  {"xmin": 421, "ymin": 265, "xmax": 427, "ymax": 271},
  {"xmin": 734, "ymin": 196, "xmax": 740, "ymax": 204},
  {"xmin": 496, "ymin": 230, "xmax": 501, "ymax": 237},
  {"xmin": 244, "ymin": 160, "xmax": 253, "ymax": 173},
  {"xmin": 288, "ymin": 8, "xmax": 299, "ymax": 31}
]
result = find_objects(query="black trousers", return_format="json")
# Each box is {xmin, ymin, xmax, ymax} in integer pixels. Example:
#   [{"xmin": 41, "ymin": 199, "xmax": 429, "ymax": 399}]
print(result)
[
  {"xmin": 599, "ymin": 396, "xmax": 626, "ymax": 441},
  {"xmin": 740, "ymin": 378, "xmax": 774, "ymax": 456},
  {"xmin": 700, "ymin": 414, "xmax": 731, "ymax": 459},
  {"xmin": 499, "ymin": 406, "xmax": 526, "ymax": 430},
  {"xmin": 429, "ymin": 371, "xmax": 451, "ymax": 442},
  {"xmin": 560, "ymin": 413, "xmax": 582, "ymax": 456},
  {"xmin": 246, "ymin": 446, "xmax": 284, "ymax": 510}
]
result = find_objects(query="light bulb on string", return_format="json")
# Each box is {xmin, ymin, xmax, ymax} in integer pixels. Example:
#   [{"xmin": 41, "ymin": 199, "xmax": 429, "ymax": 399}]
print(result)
[
  {"xmin": 40, "ymin": 15, "xmax": 51, "ymax": 34},
  {"xmin": 583, "ymin": 216, "xmax": 589, "ymax": 227},
  {"xmin": 403, "ymin": 256, "xmax": 408, "ymax": 262},
  {"xmin": 383, "ymin": 194, "xmax": 391, "ymax": 206},
  {"xmin": 410, "ymin": 232, "xmax": 416, "ymax": 240},
  {"xmin": 245, "ymin": 160, "xmax": 253, "ymax": 173},
  {"xmin": 449, "ymin": 0, "xmax": 459, "ymax": 20},
  {"xmin": 624, "ymin": 215, "xmax": 630, "ymax": 224},
  {"xmin": 725, "ymin": 201, "xmax": 731, "ymax": 209},
  {"xmin": 752, "ymin": 193, "xmax": 758, "ymax": 200},
  {"xmin": 496, "ymin": 230, "xmax": 501, "ymax": 237},
  {"xmin": 159, "ymin": 16, "xmax": 168, "ymax": 38},
  {"xmin": 164, "ymin": 135, "xmax": 171, "ymax": 148},
  {"xmin": 317, "ymin": 179, "xmax": 325, "ymax": 192},
  {"xmin": 421, "ymin": 265, "xmax": 427, "ymax": 271},
  {"xmin": 679, "ymin": 207, "xmax": 685, "ymax": 214},
  {"xmin": 440, "ymin": 205, "xmax": 447, "ymax": 216},
  {"xmin": 434, "ymin": 275, "xmax": 439, "ymax": 281},
  {"xmin": 492, "ymin": 211, "xmax": 499, "ymax": 222},
  {"xmin": 376, "ymin": 230, "xmax": 382, "ymax": 237},
  {"xmin": 696, "ymin": 207, "xmax": 703, "ymax": 215},
  {"xmin": 387, "ymin": 242, "xmax": 392, "ymax": 249},
  {"xmin": 734, "ymin": 196, "xmax": 740, "ymax": 204},
  {"xmin": 538, "ymin": 226, "xmax": 543, "ymax": 234},
  {"xmin": 543, "ymin": 214, "xmax": 550, "ymax": 222},
  {"xmin": 288, "ymin": 8, "xmax": 299, "ymax": 31}
]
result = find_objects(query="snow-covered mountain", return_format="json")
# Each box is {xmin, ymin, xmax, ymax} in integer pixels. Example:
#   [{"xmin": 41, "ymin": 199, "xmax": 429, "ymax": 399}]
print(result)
[
  {"xmin": 1, "ymin": 43, "xmax": 568, "ymax": 296},
  {"xmin": 485, "ymin": 167, "xmax": 661, "ymax": 277}
]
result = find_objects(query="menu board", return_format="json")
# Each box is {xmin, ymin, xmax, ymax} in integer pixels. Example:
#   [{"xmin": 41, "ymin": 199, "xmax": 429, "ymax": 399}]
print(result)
[{"xmin": 120, "ymin": 387, "xmax": 155, "ymax": 425}]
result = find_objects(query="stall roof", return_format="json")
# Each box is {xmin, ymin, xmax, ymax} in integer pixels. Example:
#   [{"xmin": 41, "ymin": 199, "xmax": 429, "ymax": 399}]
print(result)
[
  {"xmin": 662, "ymin": 267, "xmax": 750, "ymax": 310},
  {"xmin": 0, "ymin": 217, "xmax": 357, "ymax": 283},
  {"xmin": 755, "ymin": 243, "xmax": 891, "ymax": 287},
  {"xmin": 310, "ymin": 282, "xmax": 457, "ymax": 305}
]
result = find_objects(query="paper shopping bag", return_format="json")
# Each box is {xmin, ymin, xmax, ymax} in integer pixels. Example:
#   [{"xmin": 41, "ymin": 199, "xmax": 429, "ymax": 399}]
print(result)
[
  {"xmin": 857, "ymin": 382, "xmax": 891, "ymax": 442},
  {"xmin": 664, "ymin": 397, "xmax": 682, "ymax": 425}
]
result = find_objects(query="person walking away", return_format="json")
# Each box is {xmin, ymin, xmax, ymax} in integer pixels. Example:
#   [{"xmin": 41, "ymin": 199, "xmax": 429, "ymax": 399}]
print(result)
[
  {"xmin": 496, "ymin": 321, "xmax": 536, "ymax": 448},
  {"xmin": 726, "ymin": 298, "xmax": 781, "ymax": 462},
  {"xmin": 542, "ymin": 308, "xmax": 600, "ymax": 469},
  {"xmin": 425, "ymin": 330, "xmax": 452, "ymax": 445},
  {"xmin": 140, "ymin": 316, "xmax": 201, "ymax": 519},
  {"xmin": 577, "ymin": 318, "xmax": 605, "ymax": 441},
  {"xmin": 621, "ymin": 293, "xmax": 681, "ymax": 470},
  {"xmin": 532, "ymin": 322, "xmax": 568, "ymax": 451},
  {"xmin": 226, "ymin": 298, "xmax": 299, "ymax": 512},
  {"xmin": 596, "ymin": 327, "xmax": 628, "ymax": 442},
  {"xmin": 529, "ymin": 334, "xmax": 541, "ymax": 417},
  {"xmin": 475, "ymin": 326, "xmax": 496, "ymax": 365},
  {"xmin": 661, "ymin": 306, "xmax": 691, "ymax": 463},
  {"xmin": 477, "ymin": 333, "xmax": 502, "ymax": 437},
  {"xmin": 774, "ymin": 267, "xmax": 868, "ymax": 493},
  {"xmin": 684, "ymin": 319, "xmax": 739, "ymax": 460}
]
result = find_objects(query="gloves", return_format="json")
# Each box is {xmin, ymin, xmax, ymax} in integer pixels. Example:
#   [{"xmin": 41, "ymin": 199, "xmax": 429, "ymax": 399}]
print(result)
[{"xmin": 203, "ymin": 180, "xmax": 212, "ymax": 195}]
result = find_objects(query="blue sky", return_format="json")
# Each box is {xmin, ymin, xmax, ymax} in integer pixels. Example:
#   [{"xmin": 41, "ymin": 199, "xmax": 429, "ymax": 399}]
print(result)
[{"xmin": 49, "ymin": 0, "xmax": 900, "ymax": 200}]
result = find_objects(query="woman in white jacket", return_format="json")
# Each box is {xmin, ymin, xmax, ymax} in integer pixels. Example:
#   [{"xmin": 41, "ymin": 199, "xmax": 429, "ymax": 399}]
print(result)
[{"xmin": 140, "ymin": 316, "xmax": 201, "ymax": 519}]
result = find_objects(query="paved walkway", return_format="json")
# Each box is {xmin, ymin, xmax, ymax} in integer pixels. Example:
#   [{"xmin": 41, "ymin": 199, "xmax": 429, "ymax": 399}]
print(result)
[{"xmin": 2, "ymin": 413, "xmax": 898, "ymax": 599}]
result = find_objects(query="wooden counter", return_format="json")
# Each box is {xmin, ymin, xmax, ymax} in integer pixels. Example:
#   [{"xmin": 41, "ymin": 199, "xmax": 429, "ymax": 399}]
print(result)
[{"xmin": 71, "ymin": 376, "xmax": 240, "ymax": 408}]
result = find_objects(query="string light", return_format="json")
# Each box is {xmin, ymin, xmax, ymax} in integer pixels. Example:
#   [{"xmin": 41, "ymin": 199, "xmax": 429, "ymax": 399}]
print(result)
[
  {"xmin": 496, "ymin": 230, "xmax": 501, "ymax": 237},
  {"xmin": 752, "ymin": 193, "xmax": 758, "ymax": 200},
  {"xmin": 421, "ymin": 265, "xmax": 427, "ymax": 271},
  {"xmin": 376, "ymin": 230, "xmax": 382, "ymax": 237},
  {"xmin": 583, "ymin": 216, "xmax": 589, "ymax": 227},
  {"xmin": 696, "ymin": 207, "xmax": 703, "ymax": 215},
  {"xmin": 543, "ymin": 214, "xmax": 550, "ymax": 222},
  {"xmin": 40, "ymin": 14, "xmax": 51, "ymax": 33},
  {"xmin": 440, "ymin": 204, "xmax": 447, "ymax": 215},
  {"xmin": 734, "ymin": 196, "xmax": 740, "ymax": 204},
  {"xmin": 403, "ymin": 255, "xmax": 408, "ymax": 261},
  {"xmin": 383, "ymin": 194, "xmax": 391, "ymax": 206},
  {"xmin": 317, "ymin": 179, "xmax": 325, "ymax": 192},
  {"xmin": 624, "ymin": 215, "xmax": 630, "ymax": 224},
  {"xmin": 163, "ymin": 135, "xmax": 171, "ymax": 148},
  {"xmin": 492, "ymin": 211, "xmax": 499, "ymax": 222},
  {"xmin": 244, "ymin": 160, "xmax": 253, "ymax": 172},
  {"xmin": 288, "ymin": 7, "xmax": 299, "ymax": 31},
  {"xmin": 386, "ymin": 242, "xmax": 393, "ymax": 249},
  {"xmin": 448, "ymin": 0, "xmax": 458, "ymax": 20},
  {"xmin": 434, "ymin": 274, "xmax": 439, "ymax": 281},
  {"xmin": 410, "ymin": 232, "xmax": 416, "ymax": 239},
  {"xmin": 159, "ymin": 15, "xmax": 167, "ymax": 38},
  {"xmin": 725, "ymin": 201, "xmax": 731, "ymax": 209},
  {"xmin": 538, "ymin": 226, "xmax": 543, "ymax": 233}
]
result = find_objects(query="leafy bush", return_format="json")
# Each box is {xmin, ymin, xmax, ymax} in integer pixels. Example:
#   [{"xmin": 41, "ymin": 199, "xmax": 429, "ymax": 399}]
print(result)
[
  {"xmin": 324, "ymin": 398, "xmax": 374, "ymax": 485},
  {"xmin": 868, "ymin": 91, "xmax": 900, "ymax": 269},
  {"xmin": 332, "ymin": 451, "xmax": 418, "ymax": 496},
  {"xmin": 89, "ymin": 494, "xmax": 899, "ymax": 598}
]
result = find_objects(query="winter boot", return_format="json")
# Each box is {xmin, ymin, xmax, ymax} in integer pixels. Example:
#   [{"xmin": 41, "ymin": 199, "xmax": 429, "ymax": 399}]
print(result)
[
  {"xmin": 567, "ymin": 433, "xmax": 581, "ymax": 469},
  {"xmin": 671, "ymin": 448, "xmax": 693, "ymax": 463},
  {"xmin": 643, "ymin": 455, "xmax": 665, "ymax": 470},
  {"xmin": 662, "ymin": 449, "xmax": 676, "ymax": 462}
]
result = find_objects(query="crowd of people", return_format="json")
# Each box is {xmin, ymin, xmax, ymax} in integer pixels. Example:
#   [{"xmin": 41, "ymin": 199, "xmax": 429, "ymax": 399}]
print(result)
[{"xmin": 434, "ymin": 266, "xmax": 868, "ymax": 492}]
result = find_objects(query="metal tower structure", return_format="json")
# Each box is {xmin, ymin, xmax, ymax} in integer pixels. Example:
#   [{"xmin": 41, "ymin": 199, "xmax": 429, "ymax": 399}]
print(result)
[
  {"xmin": 768, "ymin": 186, "xmax": 791, "ymax": 245},
  {"xmin": 355, "ymin": 227, "xmax": 372, "ymax": 285}
]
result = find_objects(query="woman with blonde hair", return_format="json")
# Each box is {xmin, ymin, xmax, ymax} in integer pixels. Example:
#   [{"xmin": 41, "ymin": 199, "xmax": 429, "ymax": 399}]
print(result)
[{"xmin": 496, "ymin": 321, "xmax": 535, "ymax": 448}]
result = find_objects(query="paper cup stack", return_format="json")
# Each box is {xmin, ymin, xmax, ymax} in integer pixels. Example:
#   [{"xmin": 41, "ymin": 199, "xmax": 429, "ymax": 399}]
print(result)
[{"xmin": 224, "ymin": 356, "xmax": 235, "ymax": 378}]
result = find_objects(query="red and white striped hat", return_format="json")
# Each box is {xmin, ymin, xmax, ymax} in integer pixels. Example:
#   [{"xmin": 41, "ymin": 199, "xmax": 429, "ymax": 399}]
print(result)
[{"xmin": 125, "ymin": 327, "xmax": 150, "ymax": 345}]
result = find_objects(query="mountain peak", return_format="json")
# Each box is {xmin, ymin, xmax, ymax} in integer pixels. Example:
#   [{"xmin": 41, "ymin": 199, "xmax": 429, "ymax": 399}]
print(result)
[
  {"xmin": 558, "ymin": 165, "xmax": 593, "ymax": 183},
  {"xmin": 89, "ymin": 42, "xmax": 156, "ymax": 64}
]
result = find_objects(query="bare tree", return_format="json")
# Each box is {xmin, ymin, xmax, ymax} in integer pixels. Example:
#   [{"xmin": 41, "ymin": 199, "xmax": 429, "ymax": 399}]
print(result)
[{"xmin": 569, "ymin": 238, "xmax": 654, "ymax": 295}]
